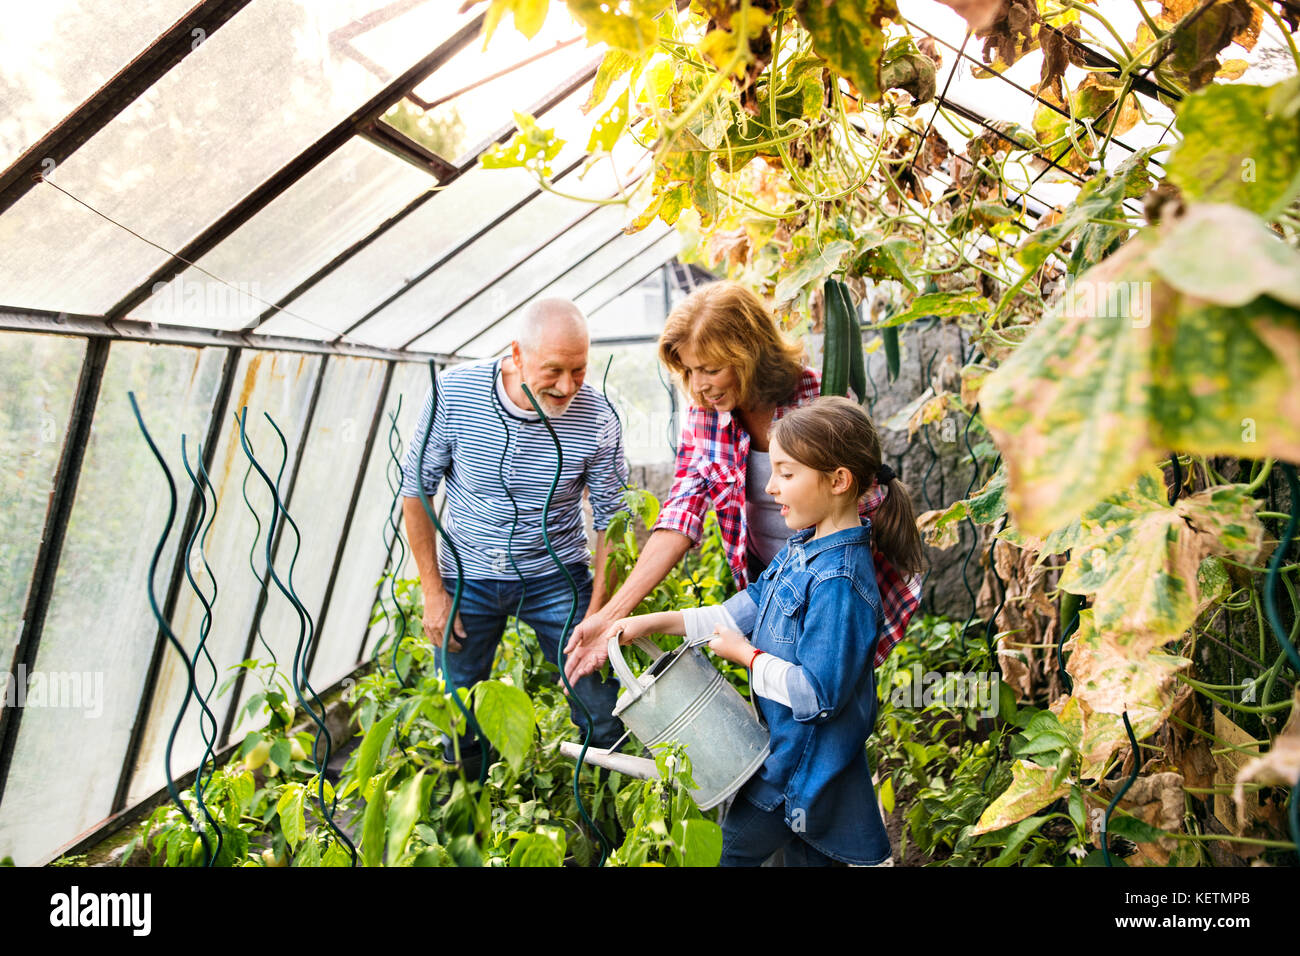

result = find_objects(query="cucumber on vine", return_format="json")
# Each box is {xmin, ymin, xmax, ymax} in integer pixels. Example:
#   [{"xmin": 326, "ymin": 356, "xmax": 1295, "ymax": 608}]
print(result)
[
  {"xmin": 820, "ymin": 277, "xmax": 852, "ymax": 397},
  {"xmin": 882, "ymin": 325, "xmax": 901, "ymax": 382}
]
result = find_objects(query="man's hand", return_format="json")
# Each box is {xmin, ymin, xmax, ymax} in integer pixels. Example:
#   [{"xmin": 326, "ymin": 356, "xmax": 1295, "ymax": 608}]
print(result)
[
  {"xmin": 708, "ymin": 626, "xmax": 754, "ymax": 667},
  {"xmin": 423, "ymin": 587, "xmax": 467, "ymax": 652},
  {"xmin": 563, "ymin": 610, "xmax": 616, "ymax": 685}
]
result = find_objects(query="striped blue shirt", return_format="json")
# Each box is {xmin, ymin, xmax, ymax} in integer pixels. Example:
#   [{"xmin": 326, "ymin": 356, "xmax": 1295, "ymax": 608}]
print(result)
[{"xmin": 400, "ymin": 358, "xmax": 630, "ymax": 580}]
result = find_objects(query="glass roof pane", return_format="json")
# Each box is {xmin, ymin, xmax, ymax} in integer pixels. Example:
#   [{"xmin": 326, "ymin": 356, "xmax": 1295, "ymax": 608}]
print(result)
[
  {"xmin": 581, "ymin": 233, "xmax": 682, "ymax": 336},
  {"xmin": 392, "ymin": 14, "xmax": 591, "ymax": 165},
  {"xmin": 408, "ymin": 200, "xmax": 635, "ymax": 356},
  {"xmin": 0, "ymin": 341, "xmax": 226, "ymax": 866},
  {"xmin": 0, "ymin": 1, "xmax": 196, "ymax": 173},
  {"xmin": 0, "ymin": 0, "xmax": 470, "ymax": 316},
  {"xmin": 126, "ymin": 348, "xmax": 323, "ymax": 805},
  {"xmin": 131, "ymin": 138, "xmax": 435, "ymax": 332},
  {"xmin": 353, "ymin": 143, "xmax": 647, "ymax": 350},
  {"xmin": 257, "ymin": 83, "xmax": 597, "ymax": 341},
  {"xmin": 444, "ymin": 221, "xmax": 673, "ymax": 358}
]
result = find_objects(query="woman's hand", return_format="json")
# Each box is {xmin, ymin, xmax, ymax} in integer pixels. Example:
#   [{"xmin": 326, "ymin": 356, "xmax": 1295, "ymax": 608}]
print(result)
[{"xmin": 708, "ymin": 626, "xmax": 754, "ymax": 667}]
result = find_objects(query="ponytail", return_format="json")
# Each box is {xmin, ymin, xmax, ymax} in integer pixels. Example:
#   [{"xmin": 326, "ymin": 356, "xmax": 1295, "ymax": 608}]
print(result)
[{"xmin": 872, "ymin": 474, "xmax": 924, "ymax": 578}]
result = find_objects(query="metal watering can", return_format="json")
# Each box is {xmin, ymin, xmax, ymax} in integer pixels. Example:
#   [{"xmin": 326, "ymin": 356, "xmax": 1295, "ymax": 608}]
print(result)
[{"xmin": 604, "ymin": 633, "xmax": 770, "ymax": 810}]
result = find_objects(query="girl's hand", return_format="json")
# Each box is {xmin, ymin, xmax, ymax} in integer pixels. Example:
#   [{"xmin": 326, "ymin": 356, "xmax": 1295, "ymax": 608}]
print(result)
[{"xmin": 708, "ymin": 626, "xmax": 754, "ymax": 667}]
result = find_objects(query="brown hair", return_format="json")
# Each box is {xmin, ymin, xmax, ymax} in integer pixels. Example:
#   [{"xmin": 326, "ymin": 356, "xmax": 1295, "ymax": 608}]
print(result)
[
  {"xmin": 771, "ymin": 396, "xmax": 925, "ymax": 577},
  {"xmin": 658, "ymin": 281, "xmax": 804, "ymax": 410}
]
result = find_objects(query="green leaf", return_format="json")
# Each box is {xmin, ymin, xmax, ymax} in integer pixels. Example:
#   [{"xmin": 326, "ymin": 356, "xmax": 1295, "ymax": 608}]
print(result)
[
  {"xmin": 269, "ymin": 738, "xmax": 293, "ymax": 773},
  {"xmin": 473, "ymin": 680, "xmax": 536, "ymax": 772},
  {"xmin": 355, "ymin": 708, "xmax": 399, "ymax": 793},
  {"xmin": 567, "ymin": 0, "xmax": 672, "ymax": 54},
  {"xmin": 879, "ymin": 38, "xmax": 936, "ymax": 103},
  {"xmin": 385, "ymin": 769, "xmax": 427, "ymax": 865},
  {"xmin": 447, "ymin": 834, "xmax": 483, "ymax": 867},
  {"xmin": 587, "ymin": 89, "xmax": 630, "ymax": 154},
  {"xmin": 1058, "ymin": 478, "xmax": 1263, "ymax": 652},
  {"xmin": 990, "ymin": 815, "xmax": 1050, "ymax": 866},
  {"xmin": 293, "ymin": 834, "xmax": 322, "ymax": 867},
  {"xmin": 481, "ymin": 0, "xmax": 550, "ymax": 46},
  {"xmin": 670, "ymin": 818, "xmax": 723, "ymax": 867},
  {"xmin": 773, "ymin": 239, "xmax": 854, "ymax": 306},
  {"xmin": 321, "ymin": 839, "xmax": 353, "ymax": 867},
  {"xmin": 794, "ymin": 0, "xmax": 898, "ymax": 103},
  {"xmin": 361, "ymin": 770, "xmax": 390, "ymax": 868},
  {"xmin": 276, "ymin": 785, "xmax": 306, "ymax": 849},
  {"xmin": 877, "ymin": 289, "xmax": 988, "ymax": 328},
  {"xmin": 982, "ymin": 222, "xmax": 1300, "ymax": 537},
  {"xmin": 879, "ymin": 776, "xmax": 895, "ymax": 815},
  {"xmin": 972, "ymin": 760, "xmax": 1070, "ymax": 835},
  {"xmin": 509, "ymin": 827, "xmax": 567, "ymax": 867},
  {"xmin": 1167, "ymin": 78, "xmax": 1300, "ymax": 218},
  {"xmin": 1105, "ymin": 812, "xmax": 1167, "ymax": 844}
]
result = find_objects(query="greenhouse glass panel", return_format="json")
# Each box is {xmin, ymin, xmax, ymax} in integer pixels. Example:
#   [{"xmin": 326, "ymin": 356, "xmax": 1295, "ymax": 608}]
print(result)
[
  {"xmin": 0, "ymin": 333, "xmax": 86, "ymax": 683},
  {"xmin": 0, "ymin": 341, "xmax": 226, "ymax": 867},
  {"xmin": 125, "ymin": 349, "xmax": 323, "ymax": 805},
  {"xmin": 132, "ymin": 138, "xmax": 436, "ymax": 333},
  {"xmin": 451, "ymin": 222, "xmax": 672, "ymax": 358},
  {"xmin": 232, "ymin": 356, "xmax": 385, "ymax": 723},
  {"xmin": 310, "ymin": 359, "xmax": 427, "ymax": 688},
  {"xmin": 0, "ymin": 0, "xmax": 470, "ymax": 316},
  {"xmin": 258, "ymin": 85, "xmax": 596, "ymax": 341},
  {"xmin": 588, "ymin": 342, "xmax": 681, "ymax": 466},
  {"xmin": 0, "ymin": 1, "xmax": 196, "ymax": 173},
  {"xmin": 391, "ymin": 15, "xmax": 589, "ymax": 166},
  {"xmin": 579, "ymin": 233, "xmax": 682, "ymax": 337}
]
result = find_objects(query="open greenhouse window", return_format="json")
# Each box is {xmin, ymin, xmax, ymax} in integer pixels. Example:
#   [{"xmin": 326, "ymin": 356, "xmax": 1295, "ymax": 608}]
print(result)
[
  {"xmin": 380, "ymin": 14, "xmax": 592, "ymax": 168},
  {"xmin": 0, "ymin": 0, "xmax": 472, "ymax": 317}
]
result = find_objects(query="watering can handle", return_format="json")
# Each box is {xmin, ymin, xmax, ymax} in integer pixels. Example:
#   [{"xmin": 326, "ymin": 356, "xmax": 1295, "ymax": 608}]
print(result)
[{"xmin": 606, "ymin": 632, "xmax": 664, "ymax": 702}]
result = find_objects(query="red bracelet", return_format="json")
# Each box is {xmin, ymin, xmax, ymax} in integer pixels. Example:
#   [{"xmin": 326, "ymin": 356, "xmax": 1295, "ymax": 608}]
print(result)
[{"xmin": 748, "ymin": 648, "xmax": 765, "ymax": 670}]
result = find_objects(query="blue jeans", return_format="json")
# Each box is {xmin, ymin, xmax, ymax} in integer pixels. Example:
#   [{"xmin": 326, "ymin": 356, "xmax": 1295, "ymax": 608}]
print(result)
[
  {"xmin": 719, "ymin": 793, "xmax": 835, "ymax": 867},
  {"xmin": 438, "ymin": 563, "xmax": 624, "ymax": 756}
]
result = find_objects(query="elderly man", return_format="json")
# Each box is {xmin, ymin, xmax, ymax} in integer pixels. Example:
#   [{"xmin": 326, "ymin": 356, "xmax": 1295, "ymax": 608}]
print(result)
[{"xmin": 400, "ymin": 298, "xmax": 629, "ymax": 772}]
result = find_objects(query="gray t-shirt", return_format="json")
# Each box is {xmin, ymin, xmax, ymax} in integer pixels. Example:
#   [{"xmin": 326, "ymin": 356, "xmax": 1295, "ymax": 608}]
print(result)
[{"xmin": 745, "ymin": 449, "xmax": 791, "ymax": 566}]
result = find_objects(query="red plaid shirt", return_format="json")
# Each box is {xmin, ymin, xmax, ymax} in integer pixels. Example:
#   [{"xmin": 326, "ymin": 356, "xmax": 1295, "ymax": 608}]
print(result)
[{"xmin": 653, "ymin": 366, "xmax": 922, "ymax": 666}]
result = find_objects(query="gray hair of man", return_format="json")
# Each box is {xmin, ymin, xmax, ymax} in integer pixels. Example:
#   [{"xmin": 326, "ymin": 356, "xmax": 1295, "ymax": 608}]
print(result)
[{"xmin": 513, "ymin": 298, "xmax": 589, "ymax": 355}]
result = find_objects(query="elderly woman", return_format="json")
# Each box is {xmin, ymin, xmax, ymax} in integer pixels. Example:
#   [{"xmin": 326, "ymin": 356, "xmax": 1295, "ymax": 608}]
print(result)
[{"xmin": 565, "ymin": 280, "xmax": 919, "ymax": 682}]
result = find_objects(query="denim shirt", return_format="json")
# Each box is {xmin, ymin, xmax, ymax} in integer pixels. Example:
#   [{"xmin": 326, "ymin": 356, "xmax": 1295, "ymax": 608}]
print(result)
[{"xmin": 719, "ymin": 522, "xmax": 892, "ymax": 865}]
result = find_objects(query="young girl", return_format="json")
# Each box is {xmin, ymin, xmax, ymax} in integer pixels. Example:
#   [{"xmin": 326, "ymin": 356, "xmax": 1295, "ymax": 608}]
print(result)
[{"xmin": 602, "ymin": 396, "xmax": 924, "ymax": 866}]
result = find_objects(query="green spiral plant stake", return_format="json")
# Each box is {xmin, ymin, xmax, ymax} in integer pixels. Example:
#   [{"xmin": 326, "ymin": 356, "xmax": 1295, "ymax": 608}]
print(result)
[
  {"xmin": 490, "ymin": 365, "xmax": 536, "ymax": 680},
  {"xmin": 371, "ymin": 399, "xmax": 407, "ymax": 664},
  {"xmin": 179, "ymin": 436, "xmax": 223, "ymax": 865},
  {"xmin": 1261, "ymin": 463, "xmax": 1300, "ymax": 863},
  {"xmin": 237, "ymin": 422, "xmax": 279, "ymax": 668},
  {"xmin": 957, "ymin": 400, "xmax": 985, "ymax": 654},
  {"xmin": 237, "ymin": 408, "xmax": 357, "ymax": 864},
  {"xmin": 129, "ymin": 393, "xmax": 213, "ymax": 867},
  {"xmin": 520, "ymin": 382, "xmax": 614, "ymax": 865},
  {"xmin": 655, "ymin": 360, "xmax": 678, "ymax": 456},
  {"xmin": 413, "ymin": 362, "xmax": 485, "ymax": 785}
]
